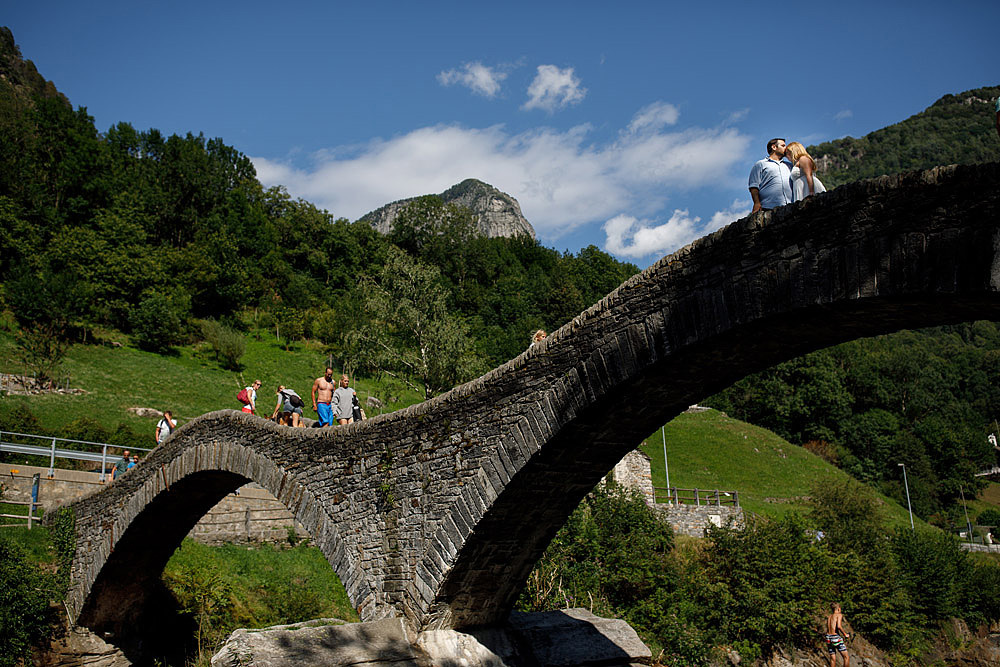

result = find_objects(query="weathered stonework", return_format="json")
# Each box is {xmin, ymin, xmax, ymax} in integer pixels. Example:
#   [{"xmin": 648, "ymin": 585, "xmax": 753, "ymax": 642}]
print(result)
[
  {"xmin": 54, "ymin": 163, "xmax": 1000, "ymax": 651},
  {"xmin": 609, "ymin": 449, "xmax": 654, "ymax": 506},
  {"xmin": 652, "ymin": 504, "xmax": 745, "ymax": 538},
  {"xmin": 1, "ymin": 463, "xmax": 305, "ymax": 544}
]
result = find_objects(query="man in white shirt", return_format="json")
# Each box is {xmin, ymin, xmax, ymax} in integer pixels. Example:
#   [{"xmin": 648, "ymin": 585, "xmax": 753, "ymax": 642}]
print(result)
[{"xmin": 155, "ymin": 410, "xmax": 176, "ymax": 444}]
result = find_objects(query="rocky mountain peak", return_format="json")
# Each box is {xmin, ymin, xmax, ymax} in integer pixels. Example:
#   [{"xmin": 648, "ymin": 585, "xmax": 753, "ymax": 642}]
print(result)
[{"xmin": 359, "ymin": 179, "xmax": 535, "ymax": 240}]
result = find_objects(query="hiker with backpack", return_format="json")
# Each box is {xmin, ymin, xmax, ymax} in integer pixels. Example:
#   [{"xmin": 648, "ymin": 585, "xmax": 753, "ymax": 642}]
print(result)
[
  {"xmin": 271, "ymin": 384, "xmax": 305, "ymax": 427},
  {"xmin": 237, "ymin": 380, "xmax": 262, "ymax": 415},
  {"xmin": 155, "ymin": 410, "xmax": 176, "ymax": 444}
]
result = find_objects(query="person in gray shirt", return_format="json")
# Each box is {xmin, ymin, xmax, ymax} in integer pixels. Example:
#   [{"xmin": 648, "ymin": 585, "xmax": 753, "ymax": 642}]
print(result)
[
  {"xmin": 271, "ymin": 385, "xmax": 304, "ymax": 427},
  {"xmin": 332, "ymin": 374, "xmax": 356, "ymax": 426}
]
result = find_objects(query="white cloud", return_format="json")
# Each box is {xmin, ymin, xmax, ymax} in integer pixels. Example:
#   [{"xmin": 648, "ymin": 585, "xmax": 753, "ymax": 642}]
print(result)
[
  {"xmin": 834, "ymin": 109, "xmax": 853, "ymax": 121},
  {"xmin": 437, "ymin": 62, "xmax": 507, "ymax": 98},
  {"xmin": 627, "ymin": 101, "xmax": 680, "ymax": 134},
  {"xmin": 251, "ymin": 102, "xmax": 752, "ymax": 244},
  {"xmin": 602, "ymin": 198, "xmax": 751, "ymax": 259},
  {"xmin": 724, "ymin": 108, "xmax": 750, "ymax": 124},
  {"xmin": 707, "ymin": 199, "xmax": 752, "ymax": 233},
  {"xmin": 604, "ymin": 211, "xmax": 700, "ymax": 258},
  {"xmin": 523, "ymin": 65, "xmax": 586, "ymax": 112}
]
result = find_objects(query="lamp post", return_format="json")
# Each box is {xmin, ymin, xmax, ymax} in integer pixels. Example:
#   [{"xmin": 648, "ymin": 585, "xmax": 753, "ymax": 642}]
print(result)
[
  {"xmin": 960, "ymin": 485, "xmax": 974, "ymax": 545},
  {"xmin": 661, "ymin": 425, "xmax": 670, "ymax": 504},
  {"xmin": 898, "ymin": 463, "xmax": 914, "ymax": 532}
]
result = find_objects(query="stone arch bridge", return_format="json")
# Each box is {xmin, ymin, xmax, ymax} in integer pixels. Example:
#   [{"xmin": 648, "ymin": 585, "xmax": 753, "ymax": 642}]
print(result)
[{"xmin": 63, "ymin": 163, "xmax": 1000, "ymax": 639}]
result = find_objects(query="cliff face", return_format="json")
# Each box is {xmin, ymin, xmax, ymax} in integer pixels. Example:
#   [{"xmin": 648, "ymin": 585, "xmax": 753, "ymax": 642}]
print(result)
[
  {"xmin": 0, "ymin": 27, "xmax": 67, "ymax": 105},
  {"xmin": 360, "ymin": 179, "xmax": 536, "ymax": 240}
]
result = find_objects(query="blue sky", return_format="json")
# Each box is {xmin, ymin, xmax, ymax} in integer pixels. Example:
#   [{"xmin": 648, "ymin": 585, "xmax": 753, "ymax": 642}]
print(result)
[{"xmin": 6, "ymin": 1, "xmax": 997, "ymax": 267}]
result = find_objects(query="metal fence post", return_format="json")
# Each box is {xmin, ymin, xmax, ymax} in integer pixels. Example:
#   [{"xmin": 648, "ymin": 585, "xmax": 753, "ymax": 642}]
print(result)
[
  {"xmin": 100, "ymin": 445, "xmax": 108, "ymax": 483},
  {"xmin": 48, "ymin": 438, "xmax": 56, "ymax": 478}
]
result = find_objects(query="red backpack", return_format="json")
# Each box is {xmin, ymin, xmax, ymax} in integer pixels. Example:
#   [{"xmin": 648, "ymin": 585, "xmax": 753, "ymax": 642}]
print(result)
[{"xmin": 236, "ymin": 387, "xmax": 250, "ymax": 405}]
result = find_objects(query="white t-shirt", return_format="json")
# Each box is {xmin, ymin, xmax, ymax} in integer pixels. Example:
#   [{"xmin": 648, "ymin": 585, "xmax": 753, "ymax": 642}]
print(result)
[{"xmin": 157, "ymin": 417, "xmax": 175, "ymax": 442}]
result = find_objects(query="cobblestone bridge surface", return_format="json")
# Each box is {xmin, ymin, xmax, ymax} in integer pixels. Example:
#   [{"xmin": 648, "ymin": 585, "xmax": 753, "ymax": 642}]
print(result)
[{"xmin": 61, "ymin": 163, "xmax": 1000, "ymax": 639}]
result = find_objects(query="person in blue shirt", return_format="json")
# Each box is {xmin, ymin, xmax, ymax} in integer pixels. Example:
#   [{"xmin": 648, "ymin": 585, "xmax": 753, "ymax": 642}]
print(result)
[{"xmin": 748, "ymin": 138, "xmax": 794, "ymax": 212}]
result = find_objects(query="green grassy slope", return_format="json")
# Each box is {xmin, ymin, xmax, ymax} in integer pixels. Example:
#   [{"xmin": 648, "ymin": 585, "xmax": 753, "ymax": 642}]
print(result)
[
  {"xmin": 0, "ymin": 331, "xmax": 421, "ymax": 439},
  {"xmin": 640, "ymin": 409, "xmax": 929, "ymax": 531}
]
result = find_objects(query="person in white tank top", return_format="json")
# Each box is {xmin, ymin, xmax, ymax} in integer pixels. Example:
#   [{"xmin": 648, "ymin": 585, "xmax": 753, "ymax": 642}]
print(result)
[{"xmin": 786, "ymin": 141, "xmax": 826, "ymax": 202}]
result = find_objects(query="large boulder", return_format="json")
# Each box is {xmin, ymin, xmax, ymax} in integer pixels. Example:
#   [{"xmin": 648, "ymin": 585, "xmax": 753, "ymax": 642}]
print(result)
[{"xmin": 211, "ymin": 608, "xmax": 651, "ymax": 667}]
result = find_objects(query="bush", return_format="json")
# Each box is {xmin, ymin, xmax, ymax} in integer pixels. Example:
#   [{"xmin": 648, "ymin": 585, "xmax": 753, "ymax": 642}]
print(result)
[
  {"xmin": 517, "ymin": 482, "xmax": 675, "ymax": 615},
  {"xmin": 0, "ymin": 536, "xmax": 58, "ymax": 666},
  {"xmin": 130, "ymin": 294, "xmax": 182, "ymax": 353},
  {"xmin": 891, "ymin": 529, "xmax": 965, "ymax": 622},
  {"xmin": 200, "ymin": 319, "xmax": 245, "ymax": 370},
  {"xmin": 807, "ymin": 477, "xmax": 885, "ymax": 553},
  {"xmin": 976, "ymin": 508, "xmax": 1000, "ymax": 527},
  {"xmin": 700, "ymin": 515, "xmax": 832, "ymax": 657}
]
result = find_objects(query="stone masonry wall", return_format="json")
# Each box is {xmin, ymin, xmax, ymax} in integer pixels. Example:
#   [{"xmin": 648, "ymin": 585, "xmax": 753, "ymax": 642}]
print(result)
[
  {"xmin": 609, "ymin": 449, "xmax": 654, "ymax": 506},
  {"xmin": 2, "ymin": 462, "xmax": 305, "ymax": 544},
  {"xmin": 607, "ymin": 448, "xmax": 744, "ymax": 537},
  {"xmin": 652, "ymin": 503, "xmax": 745, "ymax": 538}
]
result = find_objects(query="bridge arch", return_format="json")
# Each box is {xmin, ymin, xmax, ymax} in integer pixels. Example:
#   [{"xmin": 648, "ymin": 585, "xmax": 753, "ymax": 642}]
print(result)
[
  {"xmin": 63, "ymin": 163, "xmax": 1000, "ymax": 638},
  {"xmin": 69, "ymin": 417, "xmax": 372, "ymax": 639}
]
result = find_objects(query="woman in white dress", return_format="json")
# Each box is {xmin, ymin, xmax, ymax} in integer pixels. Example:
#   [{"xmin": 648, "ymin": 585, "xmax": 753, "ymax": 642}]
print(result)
[{"xmin": 786, "ymin": 141, "xmax": 826, "ymax": 201}]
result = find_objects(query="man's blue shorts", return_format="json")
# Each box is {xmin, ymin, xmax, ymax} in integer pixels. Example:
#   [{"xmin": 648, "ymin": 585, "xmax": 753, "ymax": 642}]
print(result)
[{"xmin": 316, "ymin": 402, "xmax": 333, "ymax": 426}]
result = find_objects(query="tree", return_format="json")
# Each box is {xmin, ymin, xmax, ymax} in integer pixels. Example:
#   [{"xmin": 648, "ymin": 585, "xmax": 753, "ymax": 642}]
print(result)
[
  {"xmin": 4, "ymin": 264, "xmax": 90, "ymax": 384},
  {"xmin": 129, "ymin": 293, "xmax": 183, "ymax": 353},
  {"xmin": 351, "ymin": 246, "xmax": 484, "ymax": 399}
]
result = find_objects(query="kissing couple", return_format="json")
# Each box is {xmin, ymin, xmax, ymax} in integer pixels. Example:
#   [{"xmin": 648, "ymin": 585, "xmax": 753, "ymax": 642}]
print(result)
[{"xmin": 748, "ymin": 138, "xmax": 826, "ymax": 212}]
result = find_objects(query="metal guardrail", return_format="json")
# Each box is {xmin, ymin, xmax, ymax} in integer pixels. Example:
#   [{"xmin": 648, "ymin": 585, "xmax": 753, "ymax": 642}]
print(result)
[
  {"xmin": 653, "ymin": 486, "xmax": 740, "ymax": 507},
  {"xmin": 0, "ymin": 430, "xmax": 152, "ymax": 483}
]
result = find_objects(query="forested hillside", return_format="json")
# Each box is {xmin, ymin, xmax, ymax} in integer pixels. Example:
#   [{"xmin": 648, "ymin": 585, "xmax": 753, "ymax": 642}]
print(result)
[
  {"xmin": 808, "ymin": 85, "xmax": 1000, "ymax": 187},
  {"xmin": 0, "ymin": 27, "xmax": 636, "ymax": 399}
]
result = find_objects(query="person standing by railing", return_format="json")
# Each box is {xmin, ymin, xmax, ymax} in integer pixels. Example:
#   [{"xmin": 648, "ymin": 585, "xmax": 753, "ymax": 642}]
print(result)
[{"xmin": 112, "ymin": 449, "xmax": 130, "ymax": 480}]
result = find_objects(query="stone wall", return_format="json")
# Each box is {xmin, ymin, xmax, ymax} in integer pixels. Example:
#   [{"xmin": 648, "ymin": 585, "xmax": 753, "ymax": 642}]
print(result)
[
  {"xmin": 1, "ymin": 462, "xmax": 305, "ymax": 544},
  {"xmin": 652, "ymin": 503, "xmax": 744, "ymax": 538},
  {"xmin": 608, "ymin": 449, "xmax": 653, "ymax": 506},
  {"xmin": 2, "ymin": 462, "xmax": 105, "ymax": 510},
  {"xmin": 607, "ymin": 448, "xmax": 745, "ymax": 537},
  {"xmin": 186, "ymin": 485, "xmax": 308, "ymax": 545}
]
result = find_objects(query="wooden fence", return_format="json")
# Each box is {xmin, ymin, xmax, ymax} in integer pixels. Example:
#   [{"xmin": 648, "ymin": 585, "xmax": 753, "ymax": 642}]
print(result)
[
  {"xmin": 653, "ymin": 486, "xmax": 739, "ymax": 507},
  {"xmin": 0, "ymin": 499, "xmax": 39, "ymax": 529}
]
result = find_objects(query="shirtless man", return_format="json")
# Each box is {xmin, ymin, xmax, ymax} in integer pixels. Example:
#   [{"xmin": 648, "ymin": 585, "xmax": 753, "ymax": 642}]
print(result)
[
  {"xmin": 311, "ymin": 367, "xmax": 336, "ymax": 427},
  {"xmin": 824, "ymin": 602, "xmax": 850, "ymax": 667}
]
